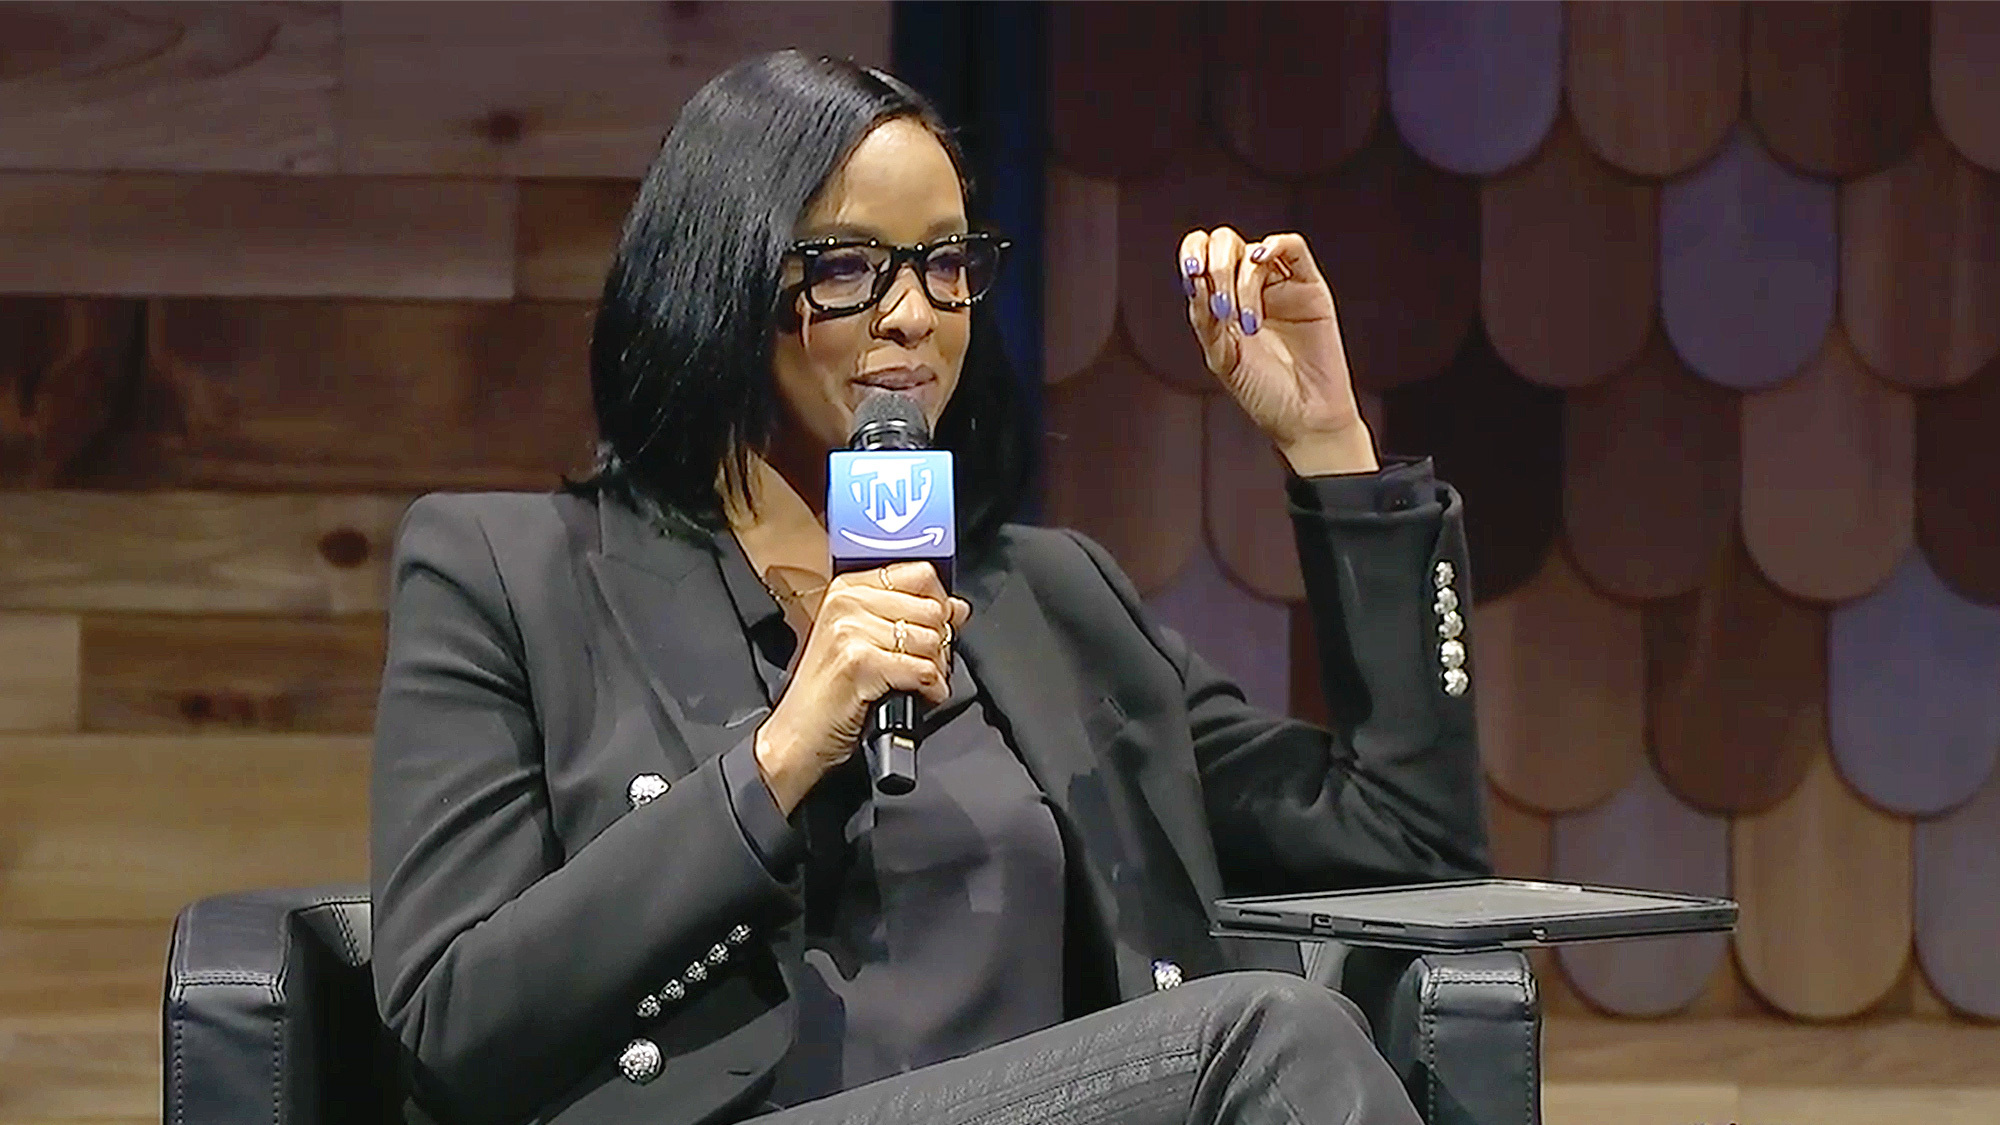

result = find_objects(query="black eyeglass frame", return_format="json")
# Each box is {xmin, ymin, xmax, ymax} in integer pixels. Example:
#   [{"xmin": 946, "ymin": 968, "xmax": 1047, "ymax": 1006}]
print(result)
[{"xmin": 783, "ymin": 231, "xmax": 1013, "ymax": 316}]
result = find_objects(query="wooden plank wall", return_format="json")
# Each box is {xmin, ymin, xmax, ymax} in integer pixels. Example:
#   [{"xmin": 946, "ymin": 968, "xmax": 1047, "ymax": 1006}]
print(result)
[{"xmin": 0, "ymin": 5, "xmax": 890, "ymax": 1121}]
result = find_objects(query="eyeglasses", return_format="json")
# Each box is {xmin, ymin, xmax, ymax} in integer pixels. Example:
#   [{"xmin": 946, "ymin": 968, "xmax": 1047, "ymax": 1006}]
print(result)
[{"xmin": 785, "ymin": 232, "xmax": 1010, "ymax": 316}]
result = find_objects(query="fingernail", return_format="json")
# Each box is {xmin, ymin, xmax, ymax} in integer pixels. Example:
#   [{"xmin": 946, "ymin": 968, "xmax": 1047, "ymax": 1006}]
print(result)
[
  {"xmin": 1210, "ymin": 292, "xmax": 1231, "ymax": 320},
  {"xmin": 1239, "ymin": 309, "xmax": 1259, "ymax": 335},
  {"xmin": 1249, "ymin": 244, "xmax": 1268, "ymax": 263},
  {"xmin": 1181, "ymin": 273, "xmax": 1195, "ymax": 298},
  {"xmin": 1183, "ymin": 256, "xmax": 1201, "ymax": 277}
]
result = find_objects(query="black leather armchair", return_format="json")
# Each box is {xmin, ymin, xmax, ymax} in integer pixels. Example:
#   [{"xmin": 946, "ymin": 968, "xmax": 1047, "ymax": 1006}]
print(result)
[{"xmin": 164, "ymin": 886, "xmax": 1541, "ymax": 1125}]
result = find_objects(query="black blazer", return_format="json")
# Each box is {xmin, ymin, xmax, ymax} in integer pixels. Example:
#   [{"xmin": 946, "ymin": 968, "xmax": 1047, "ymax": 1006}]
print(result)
[{"xmin": 369, "ymin": 462, "xmax": 1488, "ymax": 1125}]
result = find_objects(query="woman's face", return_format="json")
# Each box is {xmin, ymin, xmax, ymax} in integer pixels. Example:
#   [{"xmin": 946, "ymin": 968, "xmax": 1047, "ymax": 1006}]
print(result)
[{"xmin": 772, "ymin": 117, "xmax": 971, "ymax": 453}]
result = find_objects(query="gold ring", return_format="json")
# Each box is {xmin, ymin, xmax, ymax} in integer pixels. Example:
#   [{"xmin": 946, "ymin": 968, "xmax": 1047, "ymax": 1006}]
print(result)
[
  {"xmin": 941, "ymin": 620, "xmax": 954, "ymax": 649},
  {"xmin": 893, "ymin": 619, "xmax": 908, "ymax": 654}
]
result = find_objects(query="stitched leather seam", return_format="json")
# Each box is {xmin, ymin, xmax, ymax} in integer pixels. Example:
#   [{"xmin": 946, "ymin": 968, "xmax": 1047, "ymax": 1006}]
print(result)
[
  {"xmin": 171, "ymin": 1001, "xmax": 185, "ymax": 1125},
  {"xmin": 178, "ymin": 971, "xmax": 281, "ymax": 991},
  {"xmin": 1420, "ymin": 974, "xmax": 1440, "ymax": 1121},
  {"xmin": 270, "ymin": 1007, "xmax": 282, "ymax": 1125}
]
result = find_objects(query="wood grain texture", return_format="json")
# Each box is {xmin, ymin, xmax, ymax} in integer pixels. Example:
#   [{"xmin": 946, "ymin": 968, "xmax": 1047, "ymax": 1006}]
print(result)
[
  {"xmin": 80, "ymin": 613, "xmax": 386, "ymax": 734},
  {"xmin": 0, "ymin": 1009, "xmax": 155, "ymax": 1121},
  {"xmin": 1543, "ymin": 1017, "xmax": 2000, "ymax": 1086},
  {"xmin": 0, "ymin": 614, "xmax": 80, "ymax": 732},
  {"xmin": 1384, "ymin": 327, "xmax": 1562, "ymax": 604},
  {"xmin": 1385, "ymin": 0, "xmax": 1564, "ymax": 176},
  {"xmin": 1915, "ymin": 762, "xmax": 2000, "ymax": 1019},
  {"xmin": 1481, "ymin": 116, "xmax": 1658, "ymax": 389},
  {"xmin": 1552, "ymin": 763, "xmax": 1728, "ymax": 1017},
  {"xmin": 1043, "ymin": 167, "xmax": 1120, "ymax": 384},
  {"xmin": 1048, "ymin": 0, "xmax": 1202, "ymax": 180},
  {"xmin": 1740, "ymin": 330, "xmax": 1914, "ymax": 603},
  {"xmin": 0, "ymin": 1, "xmax": 336, "ymax": 174},
  {"xmin": 1044, "ymin": 343, "xmax": 1203, "ymax": 596},
  {"xmin": 1828, "ymin": 549, "xmax": 2000, "ymax": 818},
  {"xmin": 1842, "ymin": 131, "xmax": 2000, "ymax": 391},
  {"xmin": 1660, "ymin": 124, "xmax": 1838, "ymax": 392},
  {"xmin": 0, "ymin": 296, "xmax": 142, "ymax": 485},
  {"xmin": 1746, "ymin": 0, "xmax": 1929, "ymax": 178},
  {"xmin": 123, "ymin": 299, "xmax": 595, "ymax": 491},
  {"xmin": 0, "ymin": 173, "xmax": 516, "ymax": 299},
  {"xmin": 1933, "ymin": 2, "xmax": 2000, "ymax": 173},
  {"xmin": 1916, "ymin": 356, "xmax": 2000, "ymax": 606},
  {"xmin": 1206, "ymin": 1, "xmax": 1383, "ymax": 179},
  {"xmin": 1646, "ymin": 537, "xmax": 1824, "ymax": 816},
  {"xmin": 1472, "ymin": 545, "xmax": 1644, "ymax": 814},
  {"xmin": 1293, "ymin": 127, "xmax": 1480, "ymax": 391},
  {"xmin": 337, "ymin": 1, "xmax": 889, "ymax": 177},
  {"xmin": 1203, "ymin": 395, "xmax": 1303, "ymax": 602},
  {"xmin": 1564, "ymin": 340, "xmax": 1739, "ymax": 601},
  {"xmin": 1116, "ymin": 141, "xmax": 1291, "ymax": 392},
  {"xmin": 1733, "ymin": 751, "xmax": 1913, "ymax": 1021},
  {"xmin": 0, "ymin": 492, "xmax": 408, "ymax": 615},
  {"xmin": 0, "ymin": 921, "xmax": 166, "ymax": 1014},
  {"xmin": 0, "ymin": 733, "xmax": 367, "ymax": 923},
  {"xmin": 1145, "ymin": 539, "xmax": 1289, "ymax": 715},
  {"xmin": 1483, "ymin": 784, "xmax": 1551, "ymax": 881},
  {"xmin": 1565, "ymin": 1, "xmax": 1742, "ymax": 178},
  {"xmin": 516, "ymin": 179, "xmax": 635, "ymax": 301}
]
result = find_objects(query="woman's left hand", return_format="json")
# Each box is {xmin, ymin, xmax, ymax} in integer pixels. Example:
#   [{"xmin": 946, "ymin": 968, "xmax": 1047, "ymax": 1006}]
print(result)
[{"xmin": 1181, "ymin": 229, "xmax": 1378, "ymax": 476}]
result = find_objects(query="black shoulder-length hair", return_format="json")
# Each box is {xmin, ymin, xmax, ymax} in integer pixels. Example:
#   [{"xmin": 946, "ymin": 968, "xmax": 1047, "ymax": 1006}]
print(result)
[{"xmin": 571, "ymin": 49, "xmax": 1032, "ymax": 556}]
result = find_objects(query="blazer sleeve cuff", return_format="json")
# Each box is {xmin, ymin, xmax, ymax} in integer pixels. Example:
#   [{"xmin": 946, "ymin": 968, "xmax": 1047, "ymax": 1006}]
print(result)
[
  {"xmin": 719, "ymin": 736, "xmax": 807, "ymax": 875},
  {"xmin": 1286, "ymin": 456, "xmax": 1439, "ymax": 517}
]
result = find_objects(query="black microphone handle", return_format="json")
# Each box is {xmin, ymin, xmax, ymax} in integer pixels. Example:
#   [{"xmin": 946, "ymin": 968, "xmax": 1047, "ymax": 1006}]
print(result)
[{"xmin": 862, "ymin": 693, "xmax": 920, "ymax": 795}]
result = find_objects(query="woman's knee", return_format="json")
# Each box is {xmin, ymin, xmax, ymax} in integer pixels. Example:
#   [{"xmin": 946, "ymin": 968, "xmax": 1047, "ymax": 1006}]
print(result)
[{"xmin": 1194, "ymin": 970, "xmax": 1375, "ymax": 1047}]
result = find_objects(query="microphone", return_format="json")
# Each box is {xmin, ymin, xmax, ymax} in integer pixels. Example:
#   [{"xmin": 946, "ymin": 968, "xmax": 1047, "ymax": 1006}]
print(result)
[{"xmin": 827, "ymin": 392, "xmax": 956, "ymax": 795}]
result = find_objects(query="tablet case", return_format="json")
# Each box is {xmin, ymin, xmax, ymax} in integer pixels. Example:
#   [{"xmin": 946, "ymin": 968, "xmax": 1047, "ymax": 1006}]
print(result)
[{"xmin": 1213, "ymin": 878, "xmax": 1738, "ymax": 952}]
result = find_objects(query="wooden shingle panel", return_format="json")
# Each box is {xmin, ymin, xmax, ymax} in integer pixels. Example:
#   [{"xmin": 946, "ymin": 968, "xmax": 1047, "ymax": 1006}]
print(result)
[
  {"xmin": 1915, "ymin": 763, "xmax": 2000, "ymax": 1019},
  {"xmin": 1563, "ymin": 341, "xmax": 1739, "ymax": 601},
  {"xmin": 1481, "ymin": 116, "xmax": 1658, "ymax": 389},
  {"xmin": 0, "ymin": 615, "xmax": 81, "ymax": 733},
  {"xmin": 1746, "ymin": 0, "xmax": 1930, "ymax": 178},
  {"xmin": 1841, "ymin": 131, "xmax": 2000, "ymax": 390},
  {"xmin": 1740, "ymin": 330, "xmax": 1913, "ymax": 603},
  {"xmin": 1145, "ymin": 540, "xmax": 1289, "ymax": 716},
  {"xmin": 1202, "ymin": 395, "xmax": 1304, "ymax": 602},
  {"xmin": 1206, "ymin": 1, "xmax": 1384, "ymax": 179},
  {"xmin": 1043, "ymin": 167, "xmax": 1120, "ymax": 384},
  {"xmin": 1566, "ymin": 1, "xmax": 1743, "ymax": 178},
  {"xmin": 0, "ymin": 296, "xmax": 143, "ymax": 486},
  {"xmin": 1733, "ymin": 751, "xmax": 1913, "ymax": 1021},
  {"xmin": 1932, "ymin": 2, "xmax": 2000, "ymax": 173},
  {"xmin": 1828, "ymin": 549, "xmax": 2000, "ymax": 818},
  {"xmin": 1472, "ymin": 544, "xmax": 1644, "ymax": 814},
  {"xmin": 1645, "ymin": 537, "xmax": 1822, "ymax": 816},
  {"xmin": 1915, "ymin": 356, "xmax": 2000, "ymax": 606},
  {"xmin": 1659, "ymin": 125, "xmax": 1838, "ymax": 392},
  {"xmin": 1293, "ymin": 128, "xmax": 1480, "ymax": 392},
  {"xmin": 1048, "ymin": 1, "xmax": 1202, "ymax": 180},
  {"xmin": 1044, "ymin": 344, "xmax": 1203, "ymax": 596},
  {"xmin": 1386, "ymin": 0, "xmax": 1564, "ymax": 176},
  {"xmin": 1552, "ymin": 763, "xmax": 1728, "ymax": 1017},
  {"xmin": 516, "ymin": 179, "xmax": 637, "ymax": 302}
]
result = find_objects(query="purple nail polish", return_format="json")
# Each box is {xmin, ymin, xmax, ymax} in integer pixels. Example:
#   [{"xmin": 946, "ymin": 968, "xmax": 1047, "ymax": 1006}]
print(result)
[
  {"xmin": 1239, "ymin": 309, "xmax": 1259, "ymax": 335},
  {"xmin": 1183, "ymin": 257, "xmax": 1201, "ymax": 277},
  {"xmin": 1181, "ymin": 273, "xmax": 1196, "ymax": 297},
  {"xmin": 1249, "ymin": 244, "xmax": 1269, "ymax": 263},
  {"xmin": 1210, "ymin": 292, "xmax": 1231, "ymax": 320}
]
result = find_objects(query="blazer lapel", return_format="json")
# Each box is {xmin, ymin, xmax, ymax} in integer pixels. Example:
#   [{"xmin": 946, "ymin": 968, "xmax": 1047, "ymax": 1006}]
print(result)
[{"xmin": 587, "ymin": 500, "xmax": 772, "ymax": 774}]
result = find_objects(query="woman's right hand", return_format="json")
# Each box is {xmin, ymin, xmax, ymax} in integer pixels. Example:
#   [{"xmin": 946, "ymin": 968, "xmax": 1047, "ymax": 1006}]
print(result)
[{"xmin": 754, "ymin": 561, "xmax": 970, "ymax": 815}]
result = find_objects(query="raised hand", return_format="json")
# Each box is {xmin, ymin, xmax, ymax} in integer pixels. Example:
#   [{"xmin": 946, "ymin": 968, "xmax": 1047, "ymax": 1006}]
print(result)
[{"xmin": 1180, "ymin": 229, "xmax": 1378, "ymax": 476}]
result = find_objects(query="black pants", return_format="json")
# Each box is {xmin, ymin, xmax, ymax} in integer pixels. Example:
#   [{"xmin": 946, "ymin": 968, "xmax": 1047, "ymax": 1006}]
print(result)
[{"xmin": 749, "ymin": 971, "xmax": 1424, "ymax": 1125}]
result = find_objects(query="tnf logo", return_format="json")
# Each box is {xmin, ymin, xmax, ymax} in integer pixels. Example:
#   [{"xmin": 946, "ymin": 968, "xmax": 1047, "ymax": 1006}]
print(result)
[{"xmin": 830, "ymin": 451, "xmax": 953, "ymax": 554}]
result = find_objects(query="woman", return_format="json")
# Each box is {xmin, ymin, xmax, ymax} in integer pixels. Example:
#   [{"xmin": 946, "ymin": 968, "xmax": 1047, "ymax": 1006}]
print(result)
[{"xmin": 371, "ymin": 50, "xmax": 1486, "ymax": 1125}]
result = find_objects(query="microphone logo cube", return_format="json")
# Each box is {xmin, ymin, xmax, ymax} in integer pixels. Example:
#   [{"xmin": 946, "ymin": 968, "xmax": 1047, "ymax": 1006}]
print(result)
[{"xmin": 828, "ymin": 450, "xmax": 955, "ymax": 562}]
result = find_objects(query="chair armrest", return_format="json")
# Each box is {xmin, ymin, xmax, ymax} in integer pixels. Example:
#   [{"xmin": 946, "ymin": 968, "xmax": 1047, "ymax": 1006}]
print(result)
[
  {"xmin": 1311, "ymin": 944, "xmax": 1542, "ymax": 1125},
  {"xmin": 163, "ymin": 884, "xmax": 388, "ymax": 1125}
]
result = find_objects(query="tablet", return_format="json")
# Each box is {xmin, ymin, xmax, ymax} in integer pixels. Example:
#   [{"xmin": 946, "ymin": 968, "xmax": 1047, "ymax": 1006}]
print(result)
[{"xmin": 1213, "ymin": 878, "xmax": 1737, "ymax": 952}]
